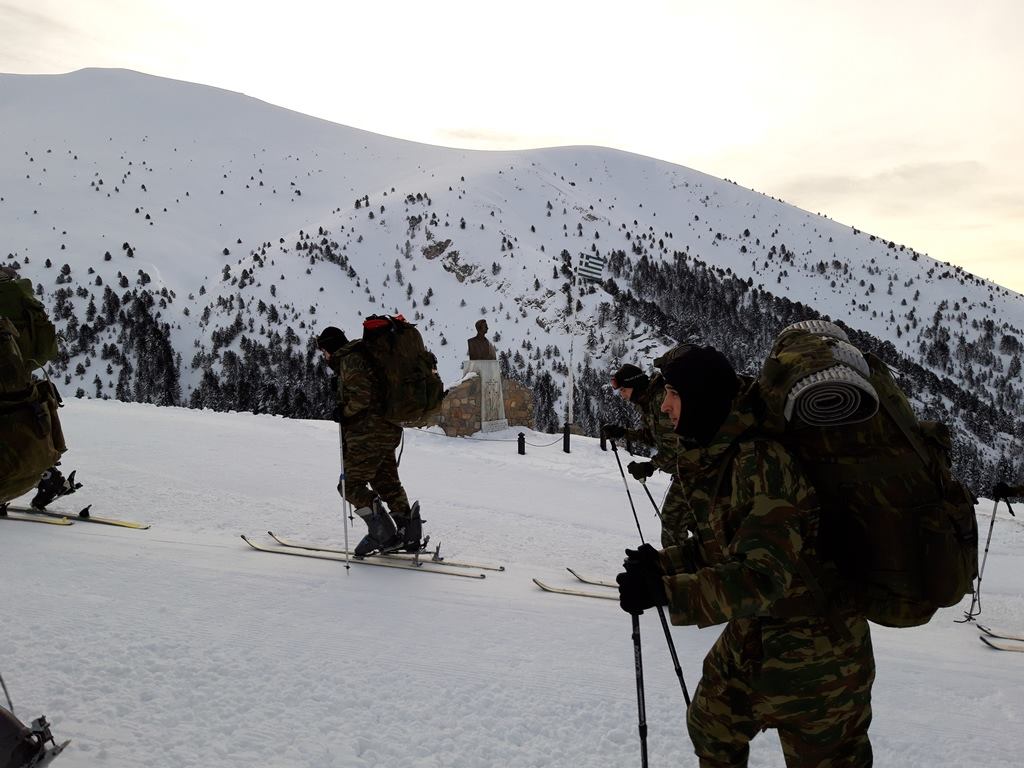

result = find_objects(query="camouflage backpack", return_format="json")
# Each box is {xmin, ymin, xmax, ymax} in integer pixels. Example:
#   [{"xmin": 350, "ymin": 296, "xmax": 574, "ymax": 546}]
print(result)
[
  {"xmin": 0, "ymin": 276, "xmax": 66, "ymax": 505},
  {"xmin": 754, "ymin": 319, "xmax": 979, "ymax": 628},
  {"xmin": 0, "ymin": 273, "xmax": 58, "ymax": 370},
  {"xmin": 359, "ymin": 314, "xmax": 446, "ymax": 427}
]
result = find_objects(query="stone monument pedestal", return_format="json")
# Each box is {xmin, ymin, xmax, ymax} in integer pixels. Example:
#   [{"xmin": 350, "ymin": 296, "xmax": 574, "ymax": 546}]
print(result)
[{"xmin": 462, "ymin": 359, "xmax": 508, "ymax": 432}]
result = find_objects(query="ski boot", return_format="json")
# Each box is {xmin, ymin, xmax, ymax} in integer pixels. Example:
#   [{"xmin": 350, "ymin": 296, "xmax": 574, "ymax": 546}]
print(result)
[
  {"xmin": 26, "ymin": 715, "xmax": 69, "ymax": 767},
  {"xmin": 353, "ymin": 498, "xmax": 401, "ymax": 557},
  {"xmin": 0, "ymin": 707, "xmax": 68, "ymax": 768},
  {"xmin": 30, "ymin": 467, "xmax": 82, "ymax": 510},
  {"xmin": 392, "ymin": 501, "xmax": 425, "ymax": 553}
]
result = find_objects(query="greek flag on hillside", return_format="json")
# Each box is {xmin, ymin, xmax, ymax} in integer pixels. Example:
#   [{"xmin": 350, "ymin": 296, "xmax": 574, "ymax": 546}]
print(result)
[{"xmin": 577, "ymin": 253, "xmax": 607, "ymax": 284}]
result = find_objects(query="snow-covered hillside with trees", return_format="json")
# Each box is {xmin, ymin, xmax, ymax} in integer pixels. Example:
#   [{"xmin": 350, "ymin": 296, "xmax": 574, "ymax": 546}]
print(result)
[
  {"xmin": 2, "ymin": 400, "xmax": 1023, "ymax": 767},
  {"xmin": 2, "ymin": 68, "xmax": 1022, "ymax": 489}
]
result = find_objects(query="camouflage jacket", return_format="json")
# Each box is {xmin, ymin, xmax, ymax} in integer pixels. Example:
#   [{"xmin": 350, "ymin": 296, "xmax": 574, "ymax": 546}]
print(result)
[
  {"xmin": 623, "ymin": 373, "xmax": 680, "ymax": 474},
  {"xmin": 659, "ymin": 387, "xmax": 826, "ymax": 628},
  {"xmin": 331, "ymin": 343, "xmax": 396, "ymax": 437}
]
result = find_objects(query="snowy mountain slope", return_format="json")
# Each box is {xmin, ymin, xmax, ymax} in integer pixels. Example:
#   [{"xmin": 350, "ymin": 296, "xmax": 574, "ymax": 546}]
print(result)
[
  {"xmin": 2, "ymin": 69, "xmax": 1022, "ymax": 481},
  {"xmin": 2, "ymin": 400, "xmax": 1023, "ymax": 767}
]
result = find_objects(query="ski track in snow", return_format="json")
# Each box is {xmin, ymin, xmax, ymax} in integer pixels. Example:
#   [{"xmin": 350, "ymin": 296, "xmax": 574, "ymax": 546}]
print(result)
[{"xmin": 2, "ymin": 400, "xmax": 1023, "ymax": 767}]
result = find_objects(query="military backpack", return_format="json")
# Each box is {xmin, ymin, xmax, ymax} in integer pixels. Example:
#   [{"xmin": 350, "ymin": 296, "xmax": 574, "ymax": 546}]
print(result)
[
  {"xmin": 357, "ymin": 314, "xmax": 446, "ymax": 427},
  {"xmin": 0, "ymin": 274, "xmax": 58, "ymax": 370},
  {"xmin": 753, "ymin": 319, "xmax": 979, "ymax": 628},
  {"xmin": 0, "ymin": 274, "xmax": 66, "ymax": 504},
  {"xmin": 0, "ymin": 317, "xmax": 66, "ymax": 505}
]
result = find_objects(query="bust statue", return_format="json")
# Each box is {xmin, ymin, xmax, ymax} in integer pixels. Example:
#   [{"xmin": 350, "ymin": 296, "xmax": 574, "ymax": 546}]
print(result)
[{"xmin": 467, "ymin": 319, "xmax": 497, "ymax": 360}]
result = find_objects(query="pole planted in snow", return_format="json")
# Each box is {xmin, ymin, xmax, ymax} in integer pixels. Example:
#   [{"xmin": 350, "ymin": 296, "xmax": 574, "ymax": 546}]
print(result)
[
  {"xmin": 632, "ymin": 613, "xmax": 649, "ymax": 768},
  {"xmin": 611, "ymin": 440, "xmax": 691, "ymax": 707},
  {"xmin": 962, "ymin": 498, "xmax": 1014, "ymax": 621}
]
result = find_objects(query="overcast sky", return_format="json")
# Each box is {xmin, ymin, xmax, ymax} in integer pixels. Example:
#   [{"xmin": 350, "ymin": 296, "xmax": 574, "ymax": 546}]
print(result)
[{"xmin": 3, "ymin": 0, "xmax": 1021, "ymax": 292}]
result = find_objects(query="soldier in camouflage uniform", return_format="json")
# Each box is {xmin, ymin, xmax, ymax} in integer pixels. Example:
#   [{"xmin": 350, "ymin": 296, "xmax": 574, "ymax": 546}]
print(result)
[
  {"xmin": 317, "ymin": 326, "xmax": 418, "ymax": 556},
  {"xmin": 0, "ymin": 264, "xmax": 80, "ymax": 512},
  {"xmin": 602, "ymin": 363, "xmax": 694, "ymax": 547},
  {"xmin": 617, "ymin": 345, "xmax": 874, "ymax": 768}
]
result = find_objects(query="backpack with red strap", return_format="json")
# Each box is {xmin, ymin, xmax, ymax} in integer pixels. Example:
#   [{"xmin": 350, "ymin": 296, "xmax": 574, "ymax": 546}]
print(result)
[{"xmin": 360, "ymin": 314, "xmax": 446, "ymax": 426}]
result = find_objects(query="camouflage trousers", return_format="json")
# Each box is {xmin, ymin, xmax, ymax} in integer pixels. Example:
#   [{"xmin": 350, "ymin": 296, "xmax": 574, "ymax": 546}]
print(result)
[
  {"xmin": 338, "ymin": 423, "xmax": 411, "ymax": 520},
  {"xmin": 660, "ymin": 478, "xmax": 695, "ymax": 548},
  {"xmin": 687, "ymin": 614, "xmax": 874, "ymax": 768}
]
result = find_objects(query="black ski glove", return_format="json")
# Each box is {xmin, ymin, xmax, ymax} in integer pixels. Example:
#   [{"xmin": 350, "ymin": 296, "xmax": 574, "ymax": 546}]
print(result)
[
  {"xmin": 627, "ymin": 460, "xmax": 655, "ymax": 481},
  {"xmin": 623, "ymin": 543, "xmax": 662, "ymax": 571},
  {"xmin": 617, "ymin": 543, "xmax": 668, "ymax": 615},
  {"xmin": 993, "ymin": 481, "xmax": 1013, "ymax": 501},
  {"xmin": 601, "ymin": 423, "xmax": 626, "ymax": 440}
]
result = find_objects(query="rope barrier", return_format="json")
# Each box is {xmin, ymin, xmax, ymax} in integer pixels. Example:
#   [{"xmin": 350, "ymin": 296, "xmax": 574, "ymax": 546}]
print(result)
[{"xmin": 407, "ymin": 428, "xmax": 567, "ymax": 449}]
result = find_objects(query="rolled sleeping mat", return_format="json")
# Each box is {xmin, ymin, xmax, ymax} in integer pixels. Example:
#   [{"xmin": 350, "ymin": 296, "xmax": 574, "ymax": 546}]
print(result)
[
  {"xmin": 773, "ymin": 320, "xmax": 879, "ymax": 427},
  {"xmin": 783, "ymin": 363, "xmax": 879, "ymax": 425},
  {"xmin": 783, "ymin": 319, "xmax": 851, "ymax": 343}
]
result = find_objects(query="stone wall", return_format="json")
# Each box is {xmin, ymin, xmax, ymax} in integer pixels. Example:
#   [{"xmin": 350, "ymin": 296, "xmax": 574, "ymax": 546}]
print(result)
[
  {"xmin": 502, "ymin": 379, "xmax": 535, "ymax": 431},
  {"xmin": 435, "ymin": 375, "xmax": 535, "ymax": 437}
]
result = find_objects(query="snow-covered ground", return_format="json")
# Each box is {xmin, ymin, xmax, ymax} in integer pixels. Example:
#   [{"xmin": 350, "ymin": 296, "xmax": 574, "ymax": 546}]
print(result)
[{"xmin": 2, "ymin": 400, "xmax": 1023, "ymax": 767}]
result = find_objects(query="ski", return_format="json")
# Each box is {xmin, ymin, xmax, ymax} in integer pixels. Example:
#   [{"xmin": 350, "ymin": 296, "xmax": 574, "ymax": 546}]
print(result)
[
  {"xmin": 0, "ymin": 509, "xmax": 73, "ymax": 525},
  {"xmin": 977, "ymin": 624, "xmax": 1024, "ymax": 643},
  {"xmin": 33, "ymin": 745, "xmax": 71, "ymax": 768},
  {"xmin": 241, "ymin": 535, "xmax": 486, "ymax": 579},
  {"xmin": 566, "ymin": 568, "xmax": 616, "ymax": 588},
  {"xmin": 267, "ymin": 531, "xmax": 506, "ymax": 572},
  {"xmin": 532, "ymin": 578, "xmax": 617, "ymax": 600},
  {"xmin": 979, "ymin": 635, "xmax": 1024, "ymax": 653},
  {"xmin": 31, "ymin": 740, "xmax": 70, "ymax": 767},
  {"xmin": 6, "ymin": 504, "xmax": 150, "ymax": 529},
  {"xmin": 19, "ymin": 714, "xmax": 69, "ymax": 767}
]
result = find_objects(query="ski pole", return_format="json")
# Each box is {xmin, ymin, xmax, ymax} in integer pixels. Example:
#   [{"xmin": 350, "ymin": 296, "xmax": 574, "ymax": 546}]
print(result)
[
  {"xmin": 961, "ymin": 498, "xmax": 1001, "ymax": 622},
  {"xmin": 632, "ymin": 613, "xmax": 649, "ymax": 768},
  {"xmin": 611, "ymin": 441, "xmax": 691, "ymax": 707},
  {"xmin": 0, "ymin": 670, "xmax": 14, "ymax": 715},
  {"xmin": 336, "ymin": 362, "xmax": 351, "ymax": 571},
  {"xmin": 337, "ymin": 422, "xmax": 350, "ymax": 571},
  {"xmin": 640, "ymin": 481, "xmax": 664, "ymax": 523},
  {"xmin": 610, "ymin": 440, "xmax": 648, "ymax": 543}
]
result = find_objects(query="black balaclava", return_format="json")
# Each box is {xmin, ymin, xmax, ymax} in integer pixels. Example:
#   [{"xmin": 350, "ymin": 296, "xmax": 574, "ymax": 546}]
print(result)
[{"xmin": 660, "ymin": 346, "xmax": 739, "ymax": 445}]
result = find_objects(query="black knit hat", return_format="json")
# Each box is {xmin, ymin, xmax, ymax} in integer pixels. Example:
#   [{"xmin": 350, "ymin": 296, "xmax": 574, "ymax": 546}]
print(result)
[
  {"xmin": 611, "ymin": 363, "xmax": 649, "ymax": 393},
  {"xmin": 661, "ymin": 346, "xmax": 738, "ymax": 444},
  {"xmin": 316, "ymin": 326, "xmax": 348, "ymax": 354}
]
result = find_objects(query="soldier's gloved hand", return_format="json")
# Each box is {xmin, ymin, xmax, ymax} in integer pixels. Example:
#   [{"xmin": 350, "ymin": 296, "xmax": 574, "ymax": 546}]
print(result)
[
  {"xmin": 627, "ymin": 460, "xmax": 655, "ymax": 482},
  {"xmin": 993, "ymin": 481, "xmax": 1013, "ymax": 501},
  {"xmin": 623, "ymin": 543, "xmax": 661, "ymax": 571},
  {"xmin": 601, "ymin": 423, "xmax": 626, "ymax": 440},
  {"xmin": 617, "ymin": 544, "xmax": 667, "ymax": 615}
]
